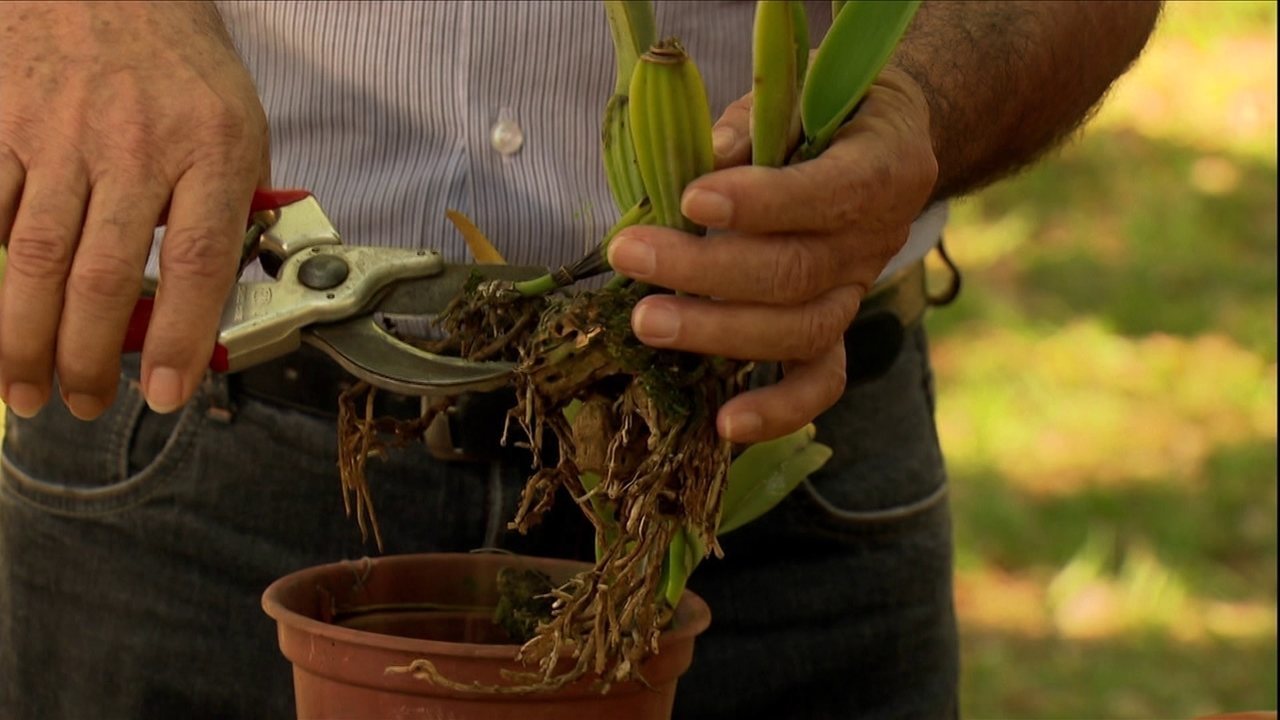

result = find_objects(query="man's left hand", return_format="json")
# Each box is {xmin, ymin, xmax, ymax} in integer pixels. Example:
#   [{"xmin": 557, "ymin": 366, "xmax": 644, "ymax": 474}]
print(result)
[{"xmin": 608, "ymin": 67, "xmax": 938, "ymax": 443}]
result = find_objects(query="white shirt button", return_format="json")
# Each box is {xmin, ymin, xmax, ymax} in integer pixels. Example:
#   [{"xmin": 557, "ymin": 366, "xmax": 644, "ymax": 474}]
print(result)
[{"xmin": 490, "ymin": 118, "xmax": 524, "ymax": 156}]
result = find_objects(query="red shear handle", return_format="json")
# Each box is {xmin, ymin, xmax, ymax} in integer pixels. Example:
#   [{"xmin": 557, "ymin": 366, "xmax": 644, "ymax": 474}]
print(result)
[
  {"xmin": 250, "ymin": 188, "xmax": 312, "ymax": 214},
  {"xmin": 123, "ymin": 188, "xmax": 311, "ymax": 372},
  {"xmin": 124, "ymin": 298, "xmax": 231, "ymax": 372}
]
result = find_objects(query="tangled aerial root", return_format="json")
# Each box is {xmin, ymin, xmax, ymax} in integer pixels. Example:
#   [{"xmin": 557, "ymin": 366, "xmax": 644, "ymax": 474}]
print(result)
[
  {"xmin": 337, "ymin": 382, "xmax": 448, "ymax": 551},
  {"xmin": 338, "ymin": 279, "xmax": 749, "ymax": 692}
]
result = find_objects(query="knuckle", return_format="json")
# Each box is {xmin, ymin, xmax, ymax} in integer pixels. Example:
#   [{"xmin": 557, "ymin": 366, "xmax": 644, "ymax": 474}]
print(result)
[
  {"xmin": 796, "ymin": 303, "xmax": 848, "ymax": 359},
  {"xmin": 729, "ymin": 94, "xmax": 753, "ymax": 117},
  {"xmin": 0, "ymin": 142, "xmax": 22, "ymax": 169},
  {"xmin": 67, "ymin": 253, "xmax": 140, "ymax": 304},
  {"xmin": 161, "ymin": 230, "xmax": 235, "ymax": 280},
  {"xmin": 197, "ymin": 101, "xmax": 264, "ymax": 151},
  {"xmin": 0, "ymin": 112, "xmax": 37, "ymax": 154},
  {"xmin": 769, "ymin": 244, "xmax": 819, "ymax": 303},
  {"xmin": 95, "ymin": 84, "xmax": 155, "ymax": 144},
  {"xmin": 917, "ymin": 148, "xmax": 939, "ymax": 192},
  {"xmin": 821, "ymin": 359, "xmax": 848, "ymax": 403},
  {"xmin": 188, "ymin": 101, "xmax": 268, "ymax": 170},
  {"xmin": 104, "ymin": 119, "xmax": 162, "ymax": 169},
  {"xmin": 199, "ymin": 105, "xmax": 250, "ymax": 142},
  {"xmin": 6, "ymin": 227, "xmax": 74, "ymax": 279},
  {"xmin": 806, "ymin": 171, "xmax": 862, "ymax": 230},
  {"xmin": 871, "ymin": 159, "xmax": 895, "ymax": 197}
]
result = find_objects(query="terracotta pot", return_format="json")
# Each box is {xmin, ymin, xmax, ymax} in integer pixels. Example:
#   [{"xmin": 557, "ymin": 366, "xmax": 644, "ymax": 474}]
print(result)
[{"xmin": 262, "ymin": 552, "xmax": 711, "ymax": 720}]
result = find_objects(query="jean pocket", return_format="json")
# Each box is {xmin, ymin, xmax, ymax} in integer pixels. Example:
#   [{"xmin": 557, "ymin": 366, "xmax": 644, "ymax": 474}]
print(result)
[
  {"xmin": 785, "ymin": 324, "xmax": 949, "ymax": 539},
  {"xmin": 1, "ymin": 375, "xmax": 201, "ymax": 517}
]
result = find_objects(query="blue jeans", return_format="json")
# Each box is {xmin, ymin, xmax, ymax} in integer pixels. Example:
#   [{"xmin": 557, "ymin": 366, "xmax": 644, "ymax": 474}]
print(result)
[{"xmin": 0, "ymin": 324, "xmax": 956, "ymax": 720}]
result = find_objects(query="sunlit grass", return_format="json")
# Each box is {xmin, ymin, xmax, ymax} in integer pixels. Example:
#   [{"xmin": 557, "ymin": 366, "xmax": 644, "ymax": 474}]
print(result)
[
  {"xmin": 957, "ymin": 535, "xmax": 1276, "ymax": 643},
  {"xmin": 929, "ymin": 2, "xmax": 1278, "ymax": 716},
  {"xmin": 934, "ymin": 322, "xmax": 1276, "ymax": 493},
  {"xmin": 1092, "ymin": 1, "xmax": 1276, "ymax": 160}
]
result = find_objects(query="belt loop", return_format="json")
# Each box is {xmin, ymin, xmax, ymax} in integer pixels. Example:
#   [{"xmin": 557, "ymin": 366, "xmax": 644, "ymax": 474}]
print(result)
[
  {"xmin": 202, "ymin": 370, "xmax": 237, "ymax": 424},
  {"xmin": 926, "ymin": 237, "xmax": 962, "ymax": 307},
  {"xmin": 424, "ymin": 401, "xmax": 476, "ymax": 462}
]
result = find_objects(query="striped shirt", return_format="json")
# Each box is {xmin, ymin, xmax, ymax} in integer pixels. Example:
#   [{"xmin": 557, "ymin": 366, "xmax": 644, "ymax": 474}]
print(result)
[{"xmin": 211, "ymin": 0, "xmax": 944, "ymax": 283}]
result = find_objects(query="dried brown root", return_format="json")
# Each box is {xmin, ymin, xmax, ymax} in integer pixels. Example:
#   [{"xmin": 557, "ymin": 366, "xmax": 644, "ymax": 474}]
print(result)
[
  {"xmin": 415, "ymin": 277, "xmax": 546, "ymax": 361},
  {"xmin": 337, "ymin": 282, "xmax": 749, "ymax": 693},
  {"xmin": 384, "ymin": 658, "xmax": 579, "ymax": 696},
  {"xmin": 488, "ymin": 288, "xmax": 744, "ymax": 691},
  {"xmin": 336, "ymin": 381, "xmax": 448, "ymax": 551}
]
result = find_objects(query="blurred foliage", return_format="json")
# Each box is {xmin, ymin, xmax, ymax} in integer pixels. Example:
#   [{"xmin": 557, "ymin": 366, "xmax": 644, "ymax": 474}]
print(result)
[{"xmin": 926, "ymin": 2, "xmax": 1277, "ymax": 717}]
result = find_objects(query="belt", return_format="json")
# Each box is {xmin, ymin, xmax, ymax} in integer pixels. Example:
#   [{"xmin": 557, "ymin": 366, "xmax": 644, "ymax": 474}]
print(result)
[
  {"xmin": 233, "ymin": 347, "xmax": 526, "ymax": 462},
  {"xmin": 843, "ymin": 258, "xmax": 929, "ymax": 385},
  {"xmin": 233, "ymin": 256, "xmax": 942, "ymax": 462}
]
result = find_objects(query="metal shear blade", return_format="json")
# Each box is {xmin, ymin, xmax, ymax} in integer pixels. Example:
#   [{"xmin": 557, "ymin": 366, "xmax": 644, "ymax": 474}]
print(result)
[
  {"xmin": 306, "ymin": 317, "xmax": 513, "ymax": 396},
  {"xmin": 306, "ymin": 263, "xmax": 546, "ymax": 396}
]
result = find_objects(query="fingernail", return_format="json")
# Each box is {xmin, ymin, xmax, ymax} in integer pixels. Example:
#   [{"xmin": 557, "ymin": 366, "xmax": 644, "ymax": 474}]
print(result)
[
  {"xmin": 633, "ymin": 303, "xmax": 680, "ymax": 343},
  {"xmin": 5, "ymin": 382, "xmax": 45, "ymax": 419},
  {"xmin": 66, "ymin": 393, "xmax": 107, "ymax": 421},
  {"xmin": 723, "ymin": 411, "xmax": 762, "ymax": 441},
  {"xmin": 608, "ymin": 236, "xmax": 656, "ymax": 278},
  {"xmin": 712, "ymin": 127, "xmax": 737, "ymax": 158},
  {"xmin": 146, "ymin": 367, "xmax": 185, "ymax": 414},
  {"xmin": 682, "ymin": 189, "xmax": 733, "ymax": 227}
]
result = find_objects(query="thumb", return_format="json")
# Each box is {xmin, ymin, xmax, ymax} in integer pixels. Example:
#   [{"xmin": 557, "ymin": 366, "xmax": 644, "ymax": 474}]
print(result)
[{"xmin": 712, "ymin": 92, "xmax": 753, "ymax": 169}]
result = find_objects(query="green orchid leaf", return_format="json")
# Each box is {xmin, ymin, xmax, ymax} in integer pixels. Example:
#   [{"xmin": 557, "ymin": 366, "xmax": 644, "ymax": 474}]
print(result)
[
  {"xmin": 602, "ymin": 1, "xmax": 655, "ymax": 211},
  {"xmin": 718, "ymin": 424, "xmax": 833, "ymax": 535},
  {"xmin": 791, "ymin": 1, "xmax": 810, "ymax": 85},
  {"xmin": 751, "ymin": 1, "xmax": 798, "ymax": 167},
  {"xmin": 799, "ymin": 0, "xmax": 920, "ymax": 158},
  {"xmin": 603, "ymin": 0, "xmax": 656, "ymax": 95},
  {"xmin": 562, "ymin": 398, "xmax": 583, "ymax": 423},
  {"xmin": 662, "ymin": 528, "xmax": 689, "ymax": 607},
  {"xmin": 661, "ymin": 525, "xmax": 708, "ymax": 607}
]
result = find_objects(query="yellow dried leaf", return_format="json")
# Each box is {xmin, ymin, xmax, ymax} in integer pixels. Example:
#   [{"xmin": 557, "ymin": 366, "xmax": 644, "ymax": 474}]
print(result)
[{"xmin": 445, "ymin": 209, "xmax": 506, "ymax": 264}]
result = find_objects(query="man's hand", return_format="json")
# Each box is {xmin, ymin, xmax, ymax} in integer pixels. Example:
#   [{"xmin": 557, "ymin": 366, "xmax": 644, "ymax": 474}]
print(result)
[
  {"xmin": 608, "ymin": 68, "xmax": 937, "ymax": 444},
  {"xmin": 606, "ymin": 0, "xmax": 1161, "ymax": 445},
  {"xmin": 0, "ymin": 2, "xmax": 269, "ymax": 420}
]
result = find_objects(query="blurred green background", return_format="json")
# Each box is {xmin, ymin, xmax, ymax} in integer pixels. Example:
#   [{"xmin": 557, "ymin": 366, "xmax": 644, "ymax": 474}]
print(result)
[{"xmin": 926, "ymin": 2, "xmax": 1277, "ymax": 717}]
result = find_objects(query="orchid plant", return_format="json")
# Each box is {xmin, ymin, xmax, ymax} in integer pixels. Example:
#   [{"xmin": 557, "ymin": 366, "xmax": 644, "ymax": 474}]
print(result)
[{"xmin": 343, "ymin": 0, "xmax": 921, "ymax": 693}]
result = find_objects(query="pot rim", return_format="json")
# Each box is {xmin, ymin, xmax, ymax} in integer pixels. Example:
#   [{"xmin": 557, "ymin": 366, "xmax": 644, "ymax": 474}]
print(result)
[{"xmin": 261, "ymin": 552, "xmax": 712, "ymax": 660}]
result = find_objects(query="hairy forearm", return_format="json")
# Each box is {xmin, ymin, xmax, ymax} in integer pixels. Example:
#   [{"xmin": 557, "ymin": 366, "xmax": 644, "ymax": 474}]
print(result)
[
  {"xmin": 890, "ymin": 0, "xmax": 1162, "ymax": 201},
  {"xmin": 0, "ymin": 2, "xmax": 233, "ymax": 54}
]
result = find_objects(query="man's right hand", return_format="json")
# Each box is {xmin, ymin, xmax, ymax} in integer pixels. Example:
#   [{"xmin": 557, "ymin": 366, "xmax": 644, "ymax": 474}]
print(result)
[{"xmin": 0, "ymin": 1, "xmax": 269, "ymax": 420}]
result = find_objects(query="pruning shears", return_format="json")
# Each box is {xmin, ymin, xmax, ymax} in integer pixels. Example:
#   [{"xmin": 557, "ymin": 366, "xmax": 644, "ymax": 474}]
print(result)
[{"xmin": 124, "ymin": 189, "xmax": 542, "ymax": 395}]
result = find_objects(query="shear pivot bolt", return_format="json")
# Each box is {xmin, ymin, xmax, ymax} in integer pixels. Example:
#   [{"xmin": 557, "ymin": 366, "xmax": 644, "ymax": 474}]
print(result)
[{"xmin": 298, "ymin": 254, "xmax": 350, "ymax": 290}]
